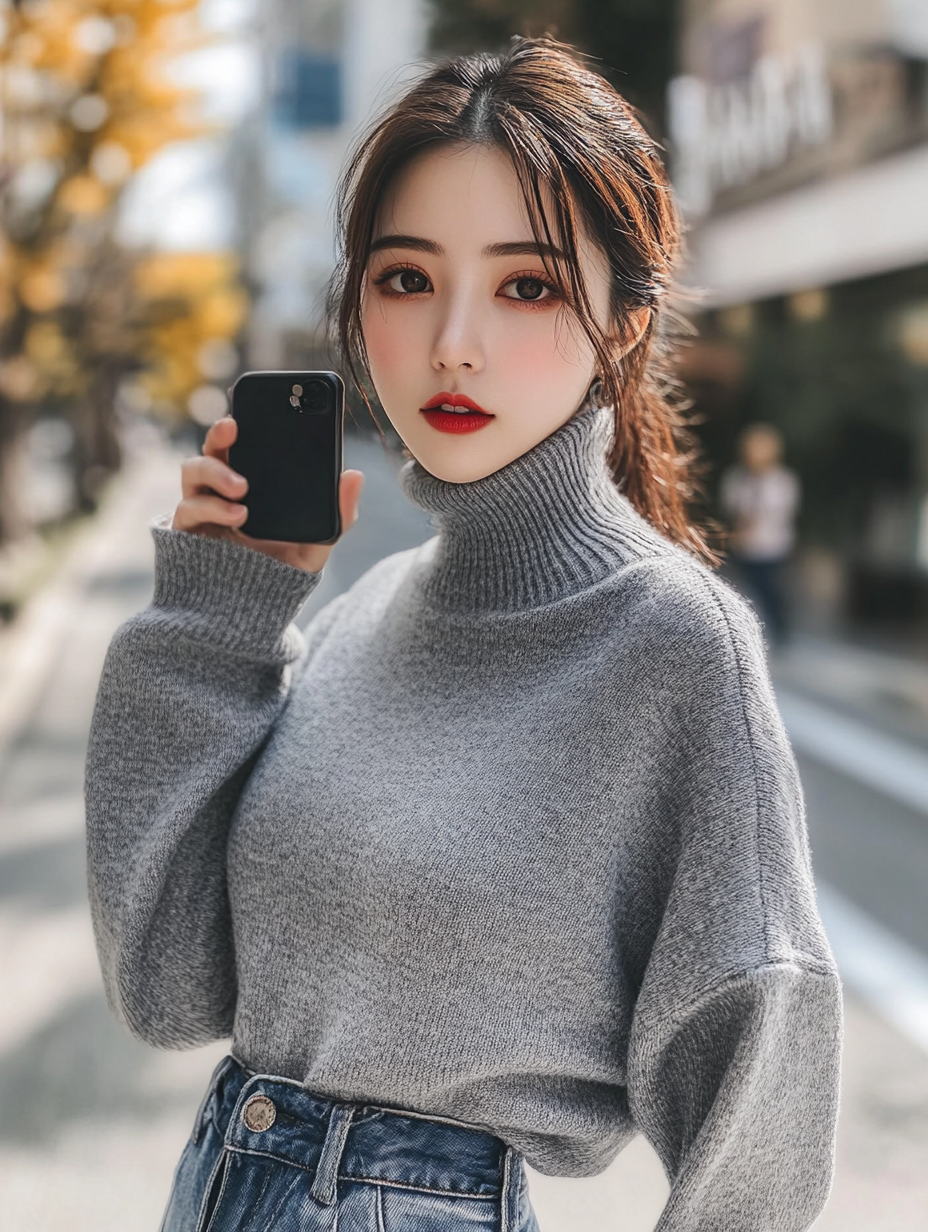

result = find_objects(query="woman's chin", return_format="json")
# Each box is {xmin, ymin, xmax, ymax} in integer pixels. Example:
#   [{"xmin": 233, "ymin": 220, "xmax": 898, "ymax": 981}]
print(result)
[
  {"xmin": 409, "ymin": 438, "xmax": 528, "ymax": 485},
  {"xmin": 399, "ymin": 426, "xmax": 508, "ymax": 484},
  {"xmin": 416, "ymin": 456, "xmax": 501, "ymax": 484}
]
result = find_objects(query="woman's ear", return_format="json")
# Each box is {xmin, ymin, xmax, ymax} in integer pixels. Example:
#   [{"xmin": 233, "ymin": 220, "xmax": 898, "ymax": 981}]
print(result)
[{"xmin": 612, "ymin": 307, "xmax": 651, "ymax": 359}]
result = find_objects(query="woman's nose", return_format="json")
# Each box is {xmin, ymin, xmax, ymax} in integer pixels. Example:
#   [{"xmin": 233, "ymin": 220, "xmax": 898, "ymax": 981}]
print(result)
[{"xmin": 429, "ymin": 297, "xmax": 485, "ymax": 373}]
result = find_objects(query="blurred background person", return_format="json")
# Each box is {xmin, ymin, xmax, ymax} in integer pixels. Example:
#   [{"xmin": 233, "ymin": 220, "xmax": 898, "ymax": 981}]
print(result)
[{"xmin": 720, "ymin": 421, "xmax": 801, "ymax": 650}]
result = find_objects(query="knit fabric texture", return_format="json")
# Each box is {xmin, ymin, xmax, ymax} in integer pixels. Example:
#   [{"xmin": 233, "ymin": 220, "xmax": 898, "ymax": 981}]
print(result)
[{"xmin": 85, "ymin": 401, "xmax": 843, "ymax": 1230}]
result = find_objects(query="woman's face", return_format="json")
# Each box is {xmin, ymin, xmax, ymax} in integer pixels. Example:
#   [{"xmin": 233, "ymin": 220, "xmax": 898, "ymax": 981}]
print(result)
[{"xmin": 360, "ymin": 142, "xmax": 623, "ymax": 483}]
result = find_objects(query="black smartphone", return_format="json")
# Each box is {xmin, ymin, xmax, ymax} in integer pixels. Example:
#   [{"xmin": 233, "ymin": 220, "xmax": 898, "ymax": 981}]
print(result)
[{"xmin": 228, "ymin": 370, "xmax": 344, "ymax": 544}]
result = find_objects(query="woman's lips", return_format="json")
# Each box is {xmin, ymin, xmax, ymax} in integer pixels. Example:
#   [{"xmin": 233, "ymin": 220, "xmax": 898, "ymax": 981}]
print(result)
[
  {"xmin": 420, "ymin": 392, "xmax": 494, "ymax": 435},
  {"xmin": 421, "ymin": 409, "xmax": 493, "ymax": 434}
]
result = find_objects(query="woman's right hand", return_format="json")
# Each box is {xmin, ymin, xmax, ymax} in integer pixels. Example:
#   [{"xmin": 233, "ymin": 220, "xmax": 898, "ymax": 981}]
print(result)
[{"xmin": 173, "ymin": 416, "xmax": 364, "ymax": 574}]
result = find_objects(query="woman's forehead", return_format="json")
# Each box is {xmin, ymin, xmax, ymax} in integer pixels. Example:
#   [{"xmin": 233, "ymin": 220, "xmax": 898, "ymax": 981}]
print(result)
[{"xmin": 372, "ymin": 143, "xmax": 542, "ymax": 246}]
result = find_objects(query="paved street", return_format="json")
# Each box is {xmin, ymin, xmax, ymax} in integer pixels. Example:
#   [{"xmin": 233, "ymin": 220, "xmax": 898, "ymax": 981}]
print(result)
[{"xmin": 1, "ymin": 422, "xmax": 927, "ymax": 1230}]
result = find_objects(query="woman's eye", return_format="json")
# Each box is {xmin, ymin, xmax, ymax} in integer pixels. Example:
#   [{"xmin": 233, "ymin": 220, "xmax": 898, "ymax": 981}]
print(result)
[
  {"xmin": 501, "ymin": 276, "xmax": 555, "ymax": 303},
  {"xmin": 384, "ymin": 268, "xmax": 430, "ymax": 294}
]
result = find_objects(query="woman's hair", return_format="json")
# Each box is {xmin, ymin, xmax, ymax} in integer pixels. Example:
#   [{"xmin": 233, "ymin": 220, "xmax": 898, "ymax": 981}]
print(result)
[{"xmin": 327, "ymin": 36, "xmax": 718, "ymax": 565}]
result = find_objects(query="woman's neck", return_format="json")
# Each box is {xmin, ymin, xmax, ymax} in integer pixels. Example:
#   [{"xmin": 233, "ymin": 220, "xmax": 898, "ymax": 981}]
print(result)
[{"xmin": 399, "ymin": 401, "xmax": 669, "ymax": 612}]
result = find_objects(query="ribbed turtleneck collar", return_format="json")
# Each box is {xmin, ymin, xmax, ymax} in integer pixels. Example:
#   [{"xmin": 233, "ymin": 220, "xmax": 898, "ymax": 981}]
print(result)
[{"xmin": 399, "ymin": 400, "xmax": 665, "ymax": 612}]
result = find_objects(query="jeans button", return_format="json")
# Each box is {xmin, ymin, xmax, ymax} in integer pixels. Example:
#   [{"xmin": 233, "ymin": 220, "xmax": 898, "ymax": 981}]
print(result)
[{"xmin": 242, "ymin": 1094, "xmax": 276, "ymax": 1132}]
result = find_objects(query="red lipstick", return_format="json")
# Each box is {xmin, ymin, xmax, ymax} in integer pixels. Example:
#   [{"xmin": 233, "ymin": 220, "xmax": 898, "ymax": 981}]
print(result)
[{"xmin": 420, "ymin": 392, "xmax": 494, "ymax": 435}]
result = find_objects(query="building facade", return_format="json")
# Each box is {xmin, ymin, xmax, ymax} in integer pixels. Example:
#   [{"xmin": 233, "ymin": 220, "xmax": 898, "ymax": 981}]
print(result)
[
  {"xmin": 669, "ymin": 0, "xmax": 928, "ymax": 635},
  {"xmin": 239, "ymin": 0, "xmax": 427, "ymax": 383}
]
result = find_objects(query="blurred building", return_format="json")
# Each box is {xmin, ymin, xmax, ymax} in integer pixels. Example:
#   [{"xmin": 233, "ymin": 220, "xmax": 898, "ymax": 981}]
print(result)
[
  {"xmin": 669, "ymin": 0, "xmax": 928, "ymax": 638},
  {"xmin": 237, "ymin": 0, "xmax": 427, "ymax": 380}
]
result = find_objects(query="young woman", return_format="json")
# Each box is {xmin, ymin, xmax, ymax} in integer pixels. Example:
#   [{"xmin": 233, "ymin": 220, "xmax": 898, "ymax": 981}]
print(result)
[{"xmin": 85, "ymin": 37, "xmax": 842, "ymax": 1232}]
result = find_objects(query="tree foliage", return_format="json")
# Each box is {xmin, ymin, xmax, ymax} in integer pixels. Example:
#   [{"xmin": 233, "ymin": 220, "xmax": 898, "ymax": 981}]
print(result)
[{"xmin": 0, "ymin": 0, "xmax": 246, "ymax": 545}]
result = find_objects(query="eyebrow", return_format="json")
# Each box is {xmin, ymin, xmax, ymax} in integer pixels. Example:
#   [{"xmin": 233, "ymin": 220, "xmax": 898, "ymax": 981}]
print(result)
[{"xmin": 368, "ymin": 234, "xmax": 564, "ymax": 260}]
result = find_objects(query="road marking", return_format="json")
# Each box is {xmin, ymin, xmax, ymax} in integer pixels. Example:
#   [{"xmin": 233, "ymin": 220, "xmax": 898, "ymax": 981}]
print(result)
[
  {"xmin": 778, "ymin": 689, "xmax": 928, "ymax": 816},
  {"xmin": 779, "ymin": 694, "xmax": 928, "ymax": 1050},
  {"xmin": 816, "ymin": 881, "xmax": 928, "ymax": 1054}
]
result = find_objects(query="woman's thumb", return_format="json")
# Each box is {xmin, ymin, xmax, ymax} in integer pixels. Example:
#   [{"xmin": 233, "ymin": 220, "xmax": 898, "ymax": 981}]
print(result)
[{"xmin": 340, "ymin": 469, "xmax": 364, "ymax": 532}]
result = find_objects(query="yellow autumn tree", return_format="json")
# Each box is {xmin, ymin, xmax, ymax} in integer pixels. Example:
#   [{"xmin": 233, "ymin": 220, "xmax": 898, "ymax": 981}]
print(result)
[
  {"xmin": 133, "ymin": 250, "xmax": 248, "ymax": 414},
  {"xmin": 0, "ymin": 0, "xmax": 248, "ymax": 548}
]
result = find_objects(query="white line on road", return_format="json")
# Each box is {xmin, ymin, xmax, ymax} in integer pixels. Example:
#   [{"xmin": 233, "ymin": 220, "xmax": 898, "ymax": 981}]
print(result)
[
  {"xmin": 778, "ymin": 690, "xmax": 928, "ymax": 817},
  {"xmin": 816, "ymin": 881, "xmax": 928, "ymax": 1055},
  {"xmin": 777, "ymin": 692, "xmax": 928, "ymax": 1052}
]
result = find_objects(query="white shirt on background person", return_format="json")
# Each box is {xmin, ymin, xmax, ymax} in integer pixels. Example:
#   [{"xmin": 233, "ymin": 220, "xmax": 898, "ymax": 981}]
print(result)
[{"xmin": 720, "ymin": 464, "xmax": 801, "ymax": 562}]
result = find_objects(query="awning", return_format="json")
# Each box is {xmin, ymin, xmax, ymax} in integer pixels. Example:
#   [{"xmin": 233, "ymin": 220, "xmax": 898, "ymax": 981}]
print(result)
[{"xmin": 683, "ymin": 141, "xmax": 928, "ymax": 306}]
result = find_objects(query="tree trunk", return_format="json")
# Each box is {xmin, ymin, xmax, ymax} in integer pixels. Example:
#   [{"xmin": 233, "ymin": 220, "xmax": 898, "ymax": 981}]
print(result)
[
  {"xmin": 0, "ymin": 395, "xmax": 33, "ymax": 547},
  {"xmin": 69, "ymin": 364, "xmax": 123, "ymax": 514}
]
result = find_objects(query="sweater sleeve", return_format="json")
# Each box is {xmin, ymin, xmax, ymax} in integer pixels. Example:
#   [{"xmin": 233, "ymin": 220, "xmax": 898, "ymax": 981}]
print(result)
[
  {"xmin": 626, "ymin": 568, "xmax": 843, "ymax": 1232},
  {"xmin": 84, "ymin": 521, "xmax": 340, "ymax": 1049}
]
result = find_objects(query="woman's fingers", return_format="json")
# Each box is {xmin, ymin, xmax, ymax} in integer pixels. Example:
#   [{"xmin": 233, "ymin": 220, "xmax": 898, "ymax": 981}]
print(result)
[
  {"xmin": 175, "ymin": 420, "xmax": 245, "ymax": 537},
  {"xmin": 173, "ymin": 494, "xmax": 248, "ymax": 532},
  {"xmin": 181, "ymin": 453, "xmax": 248, "ymax": 502},
  {"xmin": 203, "ymin": 415, "xmax": 237, "ymax": 463},
  {"xmin": 174, "ymin": 442, "xmax": 364, "ymax": 572}
]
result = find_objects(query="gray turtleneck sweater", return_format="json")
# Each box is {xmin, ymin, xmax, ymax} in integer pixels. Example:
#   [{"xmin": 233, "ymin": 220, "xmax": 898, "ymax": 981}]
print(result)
[{"xmin": 85, "ymin": 403, "xmax": 842, "ymax": 1230}]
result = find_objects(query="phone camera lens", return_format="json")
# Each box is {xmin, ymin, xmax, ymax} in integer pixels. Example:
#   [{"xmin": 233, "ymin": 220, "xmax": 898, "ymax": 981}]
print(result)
[{"xmin": 301, "ymin": 379, "xmax": 329, "ymax": 412}]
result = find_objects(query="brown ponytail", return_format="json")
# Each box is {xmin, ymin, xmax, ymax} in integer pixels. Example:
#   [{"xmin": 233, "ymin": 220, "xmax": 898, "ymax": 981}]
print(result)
[{"xmin": 327, "ymin": 36, "xmax": 718, "ymax": 567}]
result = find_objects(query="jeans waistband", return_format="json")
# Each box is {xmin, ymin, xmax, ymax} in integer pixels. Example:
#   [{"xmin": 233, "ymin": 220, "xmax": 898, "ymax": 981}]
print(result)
[{"xmin": 197, "ymin": 1055, "xmax": 523, "ymax": 1213}]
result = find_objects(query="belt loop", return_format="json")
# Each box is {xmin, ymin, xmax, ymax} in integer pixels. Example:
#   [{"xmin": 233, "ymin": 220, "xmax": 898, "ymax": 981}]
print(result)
[
  {"xmin": 310, "ymin": 1104, "xmax": 355, "ymax": 1206},
  {"xmin": 501, "ymin": 1146, "xmax": 522, "ymax": 1232}
]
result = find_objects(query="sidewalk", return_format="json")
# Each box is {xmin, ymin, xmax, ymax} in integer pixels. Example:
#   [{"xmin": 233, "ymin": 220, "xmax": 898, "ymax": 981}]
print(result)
[
  {"xmin": 0, "ymin": 423, "xmax": 231, "ymax": 1229},
  {"xmin": 0, "ymin": 431, "xmax": 926, "ymax": 1230}
]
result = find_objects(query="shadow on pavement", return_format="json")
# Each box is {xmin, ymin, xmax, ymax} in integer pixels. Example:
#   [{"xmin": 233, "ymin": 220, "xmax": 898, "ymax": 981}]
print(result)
[
  {"xmin": 0, "ymin": 988, "xmax": 199, "ymax": 1145},
  {"xmin": 0, "ymin": 833, "xmax": 87, "ymax": 911}
]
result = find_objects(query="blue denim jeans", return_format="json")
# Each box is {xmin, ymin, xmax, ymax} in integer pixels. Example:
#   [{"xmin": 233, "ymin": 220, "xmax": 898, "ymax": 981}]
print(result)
[{"xmin": 160, "ymin": 1055, "xmax": 541, "ymax": 1232}]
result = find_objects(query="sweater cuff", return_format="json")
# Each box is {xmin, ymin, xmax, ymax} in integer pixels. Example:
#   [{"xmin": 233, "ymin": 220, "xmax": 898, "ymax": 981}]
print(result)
[{"xmin": 150, "ymin": 514, "xmax": 322, "ymax": 659}]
